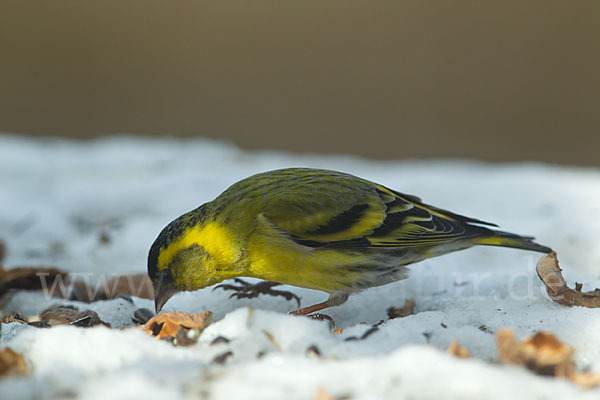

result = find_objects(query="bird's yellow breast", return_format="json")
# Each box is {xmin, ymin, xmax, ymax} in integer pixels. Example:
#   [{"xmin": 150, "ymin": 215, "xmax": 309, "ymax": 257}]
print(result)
[{"xmin": 245, "ymin": 234, "xmax": 361, "ymax": 294}]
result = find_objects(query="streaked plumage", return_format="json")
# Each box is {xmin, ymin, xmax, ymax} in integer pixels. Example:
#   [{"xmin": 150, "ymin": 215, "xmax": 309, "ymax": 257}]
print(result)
[{"xmin": 148, "ymin": 168, "xmax": 551, "ymax": 314}]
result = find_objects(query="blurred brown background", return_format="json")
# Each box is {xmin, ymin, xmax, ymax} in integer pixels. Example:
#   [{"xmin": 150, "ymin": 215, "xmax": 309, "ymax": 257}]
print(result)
[{"xmin": 1, "ymin": 1, "xmax": 598, "ymax": 165}]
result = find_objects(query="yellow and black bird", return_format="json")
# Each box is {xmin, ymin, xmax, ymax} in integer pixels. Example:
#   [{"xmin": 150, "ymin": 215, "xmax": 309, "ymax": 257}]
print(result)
[{"xmin": 148, "ymin": 168, "xmax": 551, "ymax": 315}]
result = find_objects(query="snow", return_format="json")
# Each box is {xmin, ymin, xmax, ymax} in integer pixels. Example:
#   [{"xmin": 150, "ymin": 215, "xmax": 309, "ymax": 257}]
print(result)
[{"xmin": 1, "ymin": 133, "xmax": 600, "ymax": 399}]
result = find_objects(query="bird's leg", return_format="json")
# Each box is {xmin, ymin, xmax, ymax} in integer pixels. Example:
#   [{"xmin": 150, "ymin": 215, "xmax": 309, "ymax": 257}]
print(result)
[
  {"xmin": 289, "ymin": 301, "xmax": 332, "ymax": 316},
  {"xmin": 213, "ymin": 278, "xmax": 301, "ymax": 307},
  {"xmin": 289, "ymin": 293, "xmax": 349, "ymax": 316}
]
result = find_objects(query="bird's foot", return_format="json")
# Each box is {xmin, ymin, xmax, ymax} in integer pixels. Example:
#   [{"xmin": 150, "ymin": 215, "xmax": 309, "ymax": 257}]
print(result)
[
  {"xmin": 306, "ymin": 313, "xmax": 337, "ymax": 330},
  {"xmin": 214, "ymin": 278, "xmax": 301, "ymax": 307},
  {"xmin": 289, "ymin": 293, "xmax": 348, "ymax": 316}
]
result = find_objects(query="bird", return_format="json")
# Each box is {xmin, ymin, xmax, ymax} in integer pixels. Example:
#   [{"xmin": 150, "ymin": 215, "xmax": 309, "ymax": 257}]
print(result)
[{"xmin": 148, "ymin": 168, "xmax": 551, "ymax": 315}]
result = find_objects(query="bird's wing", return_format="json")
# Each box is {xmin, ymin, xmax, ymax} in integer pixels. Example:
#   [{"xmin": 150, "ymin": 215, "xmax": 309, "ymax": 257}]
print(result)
[
  {"xmin": 260, "ymin": 182, "xmax": 497, "ymax": 250},
  {"xmin": 258, "ymin": 181, "xmax": 389, "ymax": 245},
  {"xmin": 363, "ymin": 185, "xmax": 498, "ymax": 248}
]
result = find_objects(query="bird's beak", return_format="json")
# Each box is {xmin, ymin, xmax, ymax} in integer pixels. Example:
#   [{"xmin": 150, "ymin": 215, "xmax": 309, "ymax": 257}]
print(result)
[{"xmin": 153, "ymin": 270, "xmax": 177, "ymax": 313}]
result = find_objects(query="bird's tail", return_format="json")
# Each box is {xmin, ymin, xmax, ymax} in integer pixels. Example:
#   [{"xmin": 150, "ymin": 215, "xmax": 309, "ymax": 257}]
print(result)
[{"xmin": 472, "ymin": 230, "xmax": 552, "ymax": 253}]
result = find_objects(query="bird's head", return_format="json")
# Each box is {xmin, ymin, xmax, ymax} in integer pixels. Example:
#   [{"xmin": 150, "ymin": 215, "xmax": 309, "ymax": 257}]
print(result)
[{"xmin": 148, "ymin": 207, "xmax": 240, "ymax": 313}]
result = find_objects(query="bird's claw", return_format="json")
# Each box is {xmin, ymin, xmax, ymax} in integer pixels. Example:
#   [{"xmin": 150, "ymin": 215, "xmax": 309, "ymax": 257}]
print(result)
[
  {"xmin": 214, "ymin": 278, "xmax": 301, "ymax": 307},
  {"xmin": 306, "ymin": 313, "xmax": 336, "ymax": 330}
]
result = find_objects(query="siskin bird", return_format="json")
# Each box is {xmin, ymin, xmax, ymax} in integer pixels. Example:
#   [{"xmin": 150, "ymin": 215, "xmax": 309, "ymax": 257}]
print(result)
[{"xmin": 148, "ymin": 168, "xmax": 551, "ymax": 315}]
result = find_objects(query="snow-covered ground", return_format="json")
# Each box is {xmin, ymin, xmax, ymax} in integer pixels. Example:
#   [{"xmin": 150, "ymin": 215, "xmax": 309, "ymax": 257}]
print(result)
[{"xmin": 1, "ymin": 134, "xmax": 599, "ymax": 399}]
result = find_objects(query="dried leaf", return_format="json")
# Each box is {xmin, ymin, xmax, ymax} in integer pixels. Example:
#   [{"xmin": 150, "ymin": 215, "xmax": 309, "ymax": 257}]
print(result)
[
  {"xmin": 0, "ymin": 348, "xmax": 28, "ymax": 378},
  {"xmin": 2, "ymin": 312, "xmax": 28, "ymax": 324},
  {"xmin": 497, "ymin": 329, "xmax": 574, "ymax": 374},
  {"xmin": 520, "ymin": 332, "xmax": 574, "ymax": 371},
  {"xmin": 570, "ymin": 371, "xmax": 600, "ymax": 389},
  {"xmin": 2, "ymin": 312, "xmax": 51, "ymax": 328},
  {"xmin": 496, "ymin": 330, "xmax": 522, "ymax": 364},
  {"xmin": 70, "ymin": 310, "xmax": 110, "ymax": 327},
  {"xmin": 536, "ymin": 252, "xmax": 600, "ymax": 307},
  {"xmin": 39, "ymin": 305, "xmax": 110, "ymax": 328},
  {"xmin": 446, "ymin": 340, "xmax": 471, "ymax": 358},
  {"xmin": 387, "ymin": 298, "xmax": 415, "ymax": 319},
  {"xmin": 40, "ymin": 306, "xmax": 80, "ymax": 325},
  {"xmin": 141, "ymin": 311, "xmax": 212, "ymax": 346},
  {"xmin": 0, "ymin": 265, "xmax": 67, "ymax": 296},
  {"xmin": 496, "ymin": 329, "xmax": 600, "ymax": 388},
  {"xmin": 315, "ymin": 387, "xmax": 336, "ymax": 400}
]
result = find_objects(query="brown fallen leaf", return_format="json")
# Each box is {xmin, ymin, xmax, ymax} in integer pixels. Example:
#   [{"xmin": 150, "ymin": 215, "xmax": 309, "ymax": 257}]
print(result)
[
  {"xmin": 0, "ymin": 265, "xmax": 68, "ymax": 296},
  {"xmin": 387, "ymin": 298, "xmax": 415, "ymax": 319},
  {"xmin": 141, "ymin": 311, "xmax": 212, "ymax": 346},
  {"xmin": 536, "ymin": 251, "xmax": 600, "ymax": 307},
  {"xmin": 0, "ymin": 347, "xmax": 29, "ymax": 378},
  {"xmin": 446, "ymin": 340, "xmax": 471, "ymax": 358},
  {"xmin": 496, "ymin": 329, "xmax": 600, "ymax": 388},
  {"xmin": 40, "ymin": 306, "xmax": 81, "ymax": 326},
  {"xmin": 4, "ymin": 305, "xmax": 110, "ymax": 328},
  {"xmin": 315, "ymin": 387, "xmax": 336, "ymax": 400},
  {"xmin": 69, "ymin": 310, "xmax": 110, "ymax": 327},
  {"xmin": 2, "ymin": 312, "xmax": 28, "ymax": 325},
  {"xmin": 2, "ymin": 312, "xmax": 50, "ymax": 328},
  {"xmin": 570, "ymin": 371, "xmax": 600, "ymax": 389}
]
